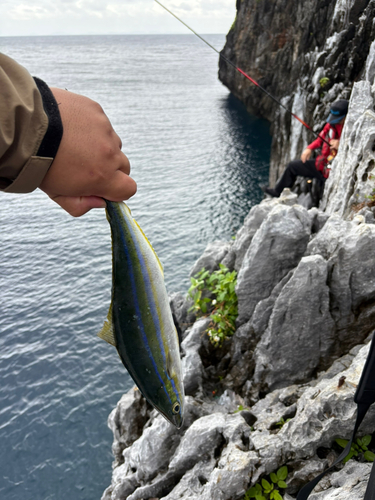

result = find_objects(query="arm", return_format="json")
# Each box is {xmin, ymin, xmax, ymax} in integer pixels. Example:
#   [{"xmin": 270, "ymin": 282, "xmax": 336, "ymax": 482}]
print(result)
[
  {"xmin": 0, "ymin": 54, "xmax": 137, "ymax": 217},
  {"xmin": 0, "ymin": 53, "xmax": 52, "ymax": 193},
  {"xmin": 300, "ymin": 123, "xmax": 331, "ymax": 163}
]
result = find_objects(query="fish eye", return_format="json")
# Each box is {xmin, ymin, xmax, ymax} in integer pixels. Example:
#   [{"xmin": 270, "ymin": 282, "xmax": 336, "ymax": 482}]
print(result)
[{"xmin": 172, "ymin": 402, "xmax": 180, "ymax": 414}]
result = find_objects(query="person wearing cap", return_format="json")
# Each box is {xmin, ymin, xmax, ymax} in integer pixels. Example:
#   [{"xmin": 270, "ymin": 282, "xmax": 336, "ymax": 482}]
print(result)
[{"xmin": 263, "ymin": 99, "xmax": 349, "ymax": 198}]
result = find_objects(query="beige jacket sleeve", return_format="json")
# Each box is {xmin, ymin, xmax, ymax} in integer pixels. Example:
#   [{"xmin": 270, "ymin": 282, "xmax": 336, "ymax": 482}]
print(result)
[{"xmin": 0, "ymin": 53, "xmax": 57, "ymax": 193}]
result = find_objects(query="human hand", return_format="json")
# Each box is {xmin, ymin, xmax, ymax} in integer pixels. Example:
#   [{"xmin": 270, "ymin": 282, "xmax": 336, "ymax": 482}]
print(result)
[
  {"xmin": 39, "ymin": 88, "xmax": 137, "ymax": 217},
  {"xmin": 300, "ymin": 148, "xmax": 312, "ymax": 163},
  {"xmin": 329, "ymin": 139, "xmax": 340, "ymax": 150}
]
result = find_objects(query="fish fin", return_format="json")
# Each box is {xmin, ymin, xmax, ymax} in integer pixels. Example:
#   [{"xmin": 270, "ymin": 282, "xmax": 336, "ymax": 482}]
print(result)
[
  {"xmin": 98, "ymin": 303, "xmax": 117, "ymax": 347},
  {"xmin": 132, "ymin": 218, "xmax": 164, "ymax": 276}
]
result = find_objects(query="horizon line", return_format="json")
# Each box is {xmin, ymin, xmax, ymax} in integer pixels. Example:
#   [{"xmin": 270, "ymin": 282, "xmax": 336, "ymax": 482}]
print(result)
[{"xmin": 0, "ymin": 32, "xmax": 228, "ymax": 38}]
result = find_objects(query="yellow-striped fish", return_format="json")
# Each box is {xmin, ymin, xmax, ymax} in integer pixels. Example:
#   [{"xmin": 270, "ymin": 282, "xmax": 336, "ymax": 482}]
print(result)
[{"xmin": 98, "ymin": 201, "xmax": 184, "ymax": 428}]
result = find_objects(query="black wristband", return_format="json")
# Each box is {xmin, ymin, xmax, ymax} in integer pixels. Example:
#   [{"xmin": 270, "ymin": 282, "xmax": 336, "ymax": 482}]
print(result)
[{"xmin": 33, "ymin": 77, "xmax": 63, "ymax": 159}]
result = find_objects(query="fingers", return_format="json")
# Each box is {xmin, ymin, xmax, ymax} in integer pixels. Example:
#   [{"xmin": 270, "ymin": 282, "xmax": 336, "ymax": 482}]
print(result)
[
  {"xmin": 99, "ymin": 170, "xmax": 138, "ymax": 201},
  {"xmin": 48, "ymin": 195, "xmax": 106, "ymax": 217}
]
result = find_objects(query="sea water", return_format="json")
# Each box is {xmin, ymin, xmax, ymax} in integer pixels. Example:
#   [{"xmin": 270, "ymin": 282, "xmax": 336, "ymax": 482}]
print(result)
[{"xmin": 0, "ymin": 35, "xmax": 271, "ymax": 499}]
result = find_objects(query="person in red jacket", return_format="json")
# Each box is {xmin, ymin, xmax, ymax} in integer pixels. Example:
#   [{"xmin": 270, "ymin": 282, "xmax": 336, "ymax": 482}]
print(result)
[{"xmin": 263, "ymin": 99, "xmax": 348, "ymax": 198}]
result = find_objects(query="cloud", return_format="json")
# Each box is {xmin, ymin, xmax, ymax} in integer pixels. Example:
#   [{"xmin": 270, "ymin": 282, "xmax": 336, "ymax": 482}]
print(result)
[{"xmin": 0, "ymin": 0, "xmax": 236, "ymax": 36}]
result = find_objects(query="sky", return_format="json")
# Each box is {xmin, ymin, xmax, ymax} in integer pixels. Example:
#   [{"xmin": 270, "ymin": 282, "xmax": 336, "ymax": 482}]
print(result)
[{"xmin": 0, "ymin": 0, "xmax": 236, "ymax": 37}]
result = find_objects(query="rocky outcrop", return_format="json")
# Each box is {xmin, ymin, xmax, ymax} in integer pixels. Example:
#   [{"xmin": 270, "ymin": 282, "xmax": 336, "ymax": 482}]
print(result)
[
  {"xmin": 219, "ymin": 0, "xmax": 375, "ymax": 186},
  {"xmin": 102, "ymin": 8, "xmax": 375, "ymax": 500}
]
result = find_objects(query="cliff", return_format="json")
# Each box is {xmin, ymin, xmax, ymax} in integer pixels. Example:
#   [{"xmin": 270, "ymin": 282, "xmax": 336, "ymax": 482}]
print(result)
[
  {"xmin": 101, "ymin": 6, "xmax": 375, "ymax": 500},
  {"xmin": 219, "ymin": 0, "xmax": 375, "ymax": 186}
]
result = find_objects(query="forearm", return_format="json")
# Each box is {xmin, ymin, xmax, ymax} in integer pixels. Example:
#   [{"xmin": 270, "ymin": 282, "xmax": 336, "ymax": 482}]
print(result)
[{"xmin": 0, "ymin": 54, "xmax": 63, "ymax": 193}]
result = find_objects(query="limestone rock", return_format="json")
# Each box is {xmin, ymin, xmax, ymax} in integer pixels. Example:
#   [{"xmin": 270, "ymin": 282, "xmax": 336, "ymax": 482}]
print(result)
[
  {"xmin": 169, "ymin": 291, "xmax": 196, "ymax": 336},
  {"xmin": 236, "ymin": 203, "xmax": 313, "ymax": 325},
  {"xmin": 307, "ymin": 214, "xmax": 375, "ymax": 352},
  {"xmin": 321, "ymin": 80, "xmax": 375, "ymax": 216},
  {"xmin": 252, "ymin": 255, "xmax": 335, "ymax": 394},
  {"xmin": 189, "ymin": 241, "xmax": 232, "ymax": 277},
  {"xmin": 232, "ymin": 189, "xmax": 298, "ymax": 271},
  {"xmin": 181, "ymin": 318, "xmax": 211, "ymax": 396},
  {"xmin": 103, "ymin": 340, "xmax": 375, "ymax": 500},
  {"xmin": 107, "ymin": 388, "xmax": 151, "ymax": 468},
  {"xmin": 308, "ymin": 462, "xmax": 371, "ymax": 499}
]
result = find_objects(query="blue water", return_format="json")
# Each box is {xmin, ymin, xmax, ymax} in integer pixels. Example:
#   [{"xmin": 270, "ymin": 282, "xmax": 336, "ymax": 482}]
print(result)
[{"xmin": 0, "ymin": 35, "xmax": 271, "ymax": 499}]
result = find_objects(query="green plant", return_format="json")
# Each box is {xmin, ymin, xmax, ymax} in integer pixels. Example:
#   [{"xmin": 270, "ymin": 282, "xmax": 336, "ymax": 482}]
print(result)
[
  {"xmin": 319, "ymin": 77, "xmax": 330, "ymax": 88},
  {"xmin": 243, "ymin": 466, "xmax": 288, "ymax": 500},
  {"xmin": 187, "ymin": 268, "xmax": 212, "ymax": 315},
  {"xmin": 335, "ymin": 435, "xmax": 375, "ymax": 463},
  {"xmin": 187, "ymin": 265, "xmax": 238, "ymax": 347},
  {"xmin": 274, "ymin": 417, "xmax": 291, "ymax": 428},
  {"xmin": 234, "ymin": 404, "xmax": 249, "ymax": 413}
]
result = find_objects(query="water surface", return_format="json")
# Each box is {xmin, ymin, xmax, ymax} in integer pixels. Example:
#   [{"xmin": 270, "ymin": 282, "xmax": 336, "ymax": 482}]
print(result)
[{"xmin": 0, "ymin": 34, "xmax": 271, "ymax": 499}]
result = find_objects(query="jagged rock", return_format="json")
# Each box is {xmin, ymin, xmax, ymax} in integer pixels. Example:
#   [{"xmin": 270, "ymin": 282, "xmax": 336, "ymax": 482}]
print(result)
[
  {"xmin": 321, "ymin": 80, "xmax": 375, "ymax": 216},
  {"xmin": 306, "ymin": 213, "xmax": 375, "ymax": 352},
  {"xmin": 232, "ymin": 189, "xmax": 298, "ymax": 271},
  {"xmin": 246, "ymin": 342, "xmax": 375, "ymax": 490},
  {"xmin": 236, "ymin": 202, "xmax": 313, "ymax": 325},
  {"xmin": 308, "ymin": 462, "xmax": 371, "ymax": 499},
  {"xmin": 107, "ymin": 388, "xmax": 151, "ymax": 468},
  {"xmin": 189, "ymin": 241, "xmax": 232, "ymax": 277},
  {"xmin": 252, "ymin": 255, "xmax": 336, "ymax": 395},
  {"xmin": 224, "ymin": 272, "xmax": 293, "ymax": 394},
  {"xmin": 103, "ymin": 340, "xmax": 375, "ymax": 500},
  {"xmin": 181, "ymin": 318, "xmax": 211, "ymax": 396},
  {"xmin": 169, "ymin": 291, "xmax": 196, "ymax": 336}
]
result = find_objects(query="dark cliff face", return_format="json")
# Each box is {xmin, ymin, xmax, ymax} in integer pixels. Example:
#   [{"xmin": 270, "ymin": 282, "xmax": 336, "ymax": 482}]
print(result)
[{"xmin": 219, "ymin": 0, "xmax": 375, "ymax": 185}]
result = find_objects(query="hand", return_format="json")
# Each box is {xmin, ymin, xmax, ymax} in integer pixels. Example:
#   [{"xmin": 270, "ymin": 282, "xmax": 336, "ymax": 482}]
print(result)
[
  {"xmin": 40, "ymin": 88, "xmax": 137, "ymax": 217},
  {"xmin": 329, "ymin": 139, "xmax": 340, "ymax": 150},
  {"xmin": 300, "ymin": 148, "xmax": 312, "ymax": 163}
]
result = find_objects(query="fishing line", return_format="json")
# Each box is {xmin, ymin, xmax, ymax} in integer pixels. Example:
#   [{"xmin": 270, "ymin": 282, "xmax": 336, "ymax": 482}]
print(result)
[{"xmin": 154, "ymin": 0, "xmax": 331, "ymax": 147}]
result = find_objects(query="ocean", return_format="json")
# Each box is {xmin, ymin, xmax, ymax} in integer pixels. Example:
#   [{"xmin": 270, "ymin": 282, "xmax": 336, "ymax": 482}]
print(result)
[{"xmin": 0, "ymin": 35, "xmax": 271, "ymax": 499}]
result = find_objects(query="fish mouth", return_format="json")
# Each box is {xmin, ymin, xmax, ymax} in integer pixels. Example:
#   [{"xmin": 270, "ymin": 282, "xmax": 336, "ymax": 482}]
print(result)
[{"xmin": 173, "ymin": 413, "xmax": 184, "ymax": 429}]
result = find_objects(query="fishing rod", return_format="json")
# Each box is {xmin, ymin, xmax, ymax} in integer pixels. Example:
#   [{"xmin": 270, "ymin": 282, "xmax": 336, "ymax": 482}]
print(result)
[{"xmin": 154, "ymin": 0, "xmax": 331, "ymax": 147}]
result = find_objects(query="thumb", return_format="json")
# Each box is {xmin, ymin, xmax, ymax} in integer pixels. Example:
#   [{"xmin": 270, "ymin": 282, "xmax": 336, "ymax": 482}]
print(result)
[{"xmin": 47, "ymin": 195, "xmax": 106, "ymax": 217}]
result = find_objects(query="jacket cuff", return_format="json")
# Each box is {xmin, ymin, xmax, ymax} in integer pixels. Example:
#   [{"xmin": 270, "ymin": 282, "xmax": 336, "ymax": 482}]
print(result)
[
  {"xmin": 33, "ymin": 77, "xmax": 63, "ymax": 159},
  {"xmin": 3, "ymin": 156, "xmax": 53, "ymax": 193}
]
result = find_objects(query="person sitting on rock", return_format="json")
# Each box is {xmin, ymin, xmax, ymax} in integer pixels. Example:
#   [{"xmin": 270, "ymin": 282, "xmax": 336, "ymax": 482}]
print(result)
[{"xmin": 263, "ymin": 99, "xmax": 349, "ymax": 198}]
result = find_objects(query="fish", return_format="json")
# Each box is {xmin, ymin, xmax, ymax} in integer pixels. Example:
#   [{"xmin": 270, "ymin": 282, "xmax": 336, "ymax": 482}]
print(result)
[{"xmin": 98, "ymin": 200, "xmax": 184, "ymax": 428}]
